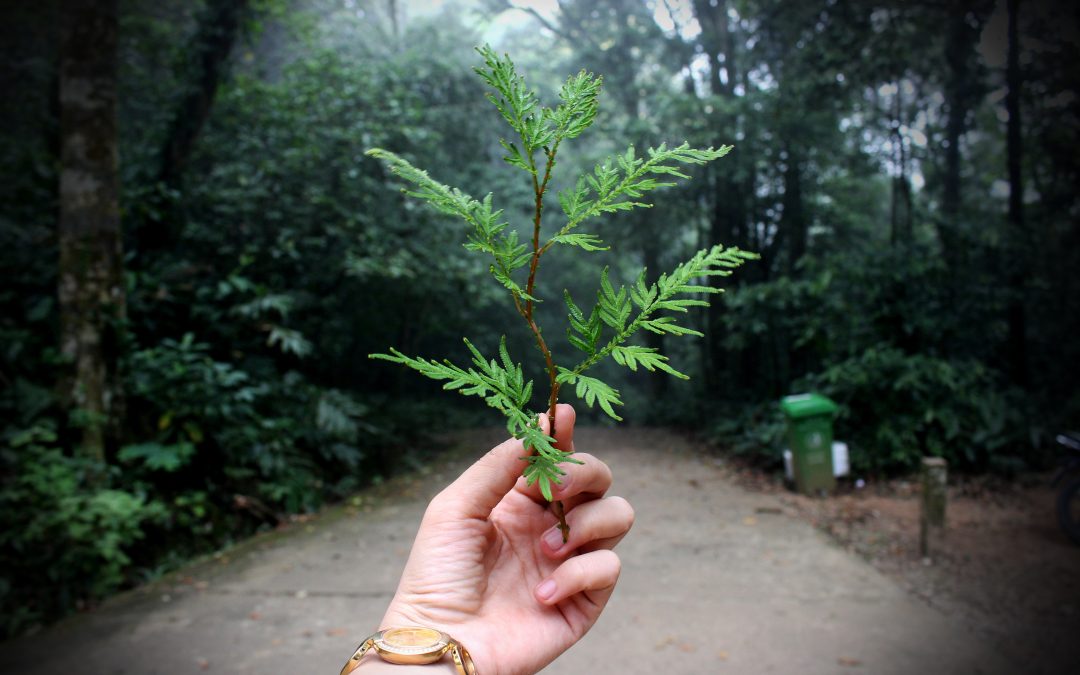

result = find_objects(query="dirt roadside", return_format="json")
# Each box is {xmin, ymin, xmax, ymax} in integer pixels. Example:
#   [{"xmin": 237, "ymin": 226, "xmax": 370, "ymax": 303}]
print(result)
[
  {"xmin": 0, "ymin": 427, "xmax": 1038, "ymax": 674},
  {"xmin": 725, "ymin": 465, "xmax": 1080, "ymax": 674}
]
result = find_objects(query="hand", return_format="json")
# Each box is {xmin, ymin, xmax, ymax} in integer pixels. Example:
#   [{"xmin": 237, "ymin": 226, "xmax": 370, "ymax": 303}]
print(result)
[{"xmin": 380, "ymin": 404, "xmax": 634, "ymax": 675}]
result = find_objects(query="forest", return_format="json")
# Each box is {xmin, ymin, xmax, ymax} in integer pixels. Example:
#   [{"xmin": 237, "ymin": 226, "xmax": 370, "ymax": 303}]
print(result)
[{"xmin": 1, "ymin": 0, "xmax": 1077, "ymax": 637}]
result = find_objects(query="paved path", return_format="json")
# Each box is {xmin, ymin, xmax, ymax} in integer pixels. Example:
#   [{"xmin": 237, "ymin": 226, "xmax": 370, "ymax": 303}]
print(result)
[{"xmin": 0, "ymin": 428, "xmax": 1013, "ymax": 674}]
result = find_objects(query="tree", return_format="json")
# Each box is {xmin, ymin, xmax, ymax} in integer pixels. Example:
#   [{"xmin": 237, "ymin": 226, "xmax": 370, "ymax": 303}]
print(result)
[
  {"xmin": 58, "ymin": 0, "xmax": 124, "ymax": 463},
  {"xmin": 1004, "ymin": 0, "xmax": 1028, "ymax": 387},
  {"xmin": 139, "ymin": 0, "xmax": 250, "ymax": 253}
]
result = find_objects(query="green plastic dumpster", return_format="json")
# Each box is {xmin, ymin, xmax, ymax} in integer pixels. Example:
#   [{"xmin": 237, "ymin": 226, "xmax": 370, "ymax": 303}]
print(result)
[{"xmin": 781, "ymin": 393, "xmax": 839, "ymax": 495}]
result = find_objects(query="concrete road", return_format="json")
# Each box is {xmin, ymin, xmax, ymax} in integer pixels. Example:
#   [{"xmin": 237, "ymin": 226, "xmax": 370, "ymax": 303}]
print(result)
[{"xmin": 0, "ymin": 428, "xmax": 1014, "ymax": 674}]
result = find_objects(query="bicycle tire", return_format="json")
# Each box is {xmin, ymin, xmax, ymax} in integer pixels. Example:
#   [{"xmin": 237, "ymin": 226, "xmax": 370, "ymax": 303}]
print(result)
[{"xmin": 1056, "ymin": 477, "xmax": 1080, "ymax": 546}]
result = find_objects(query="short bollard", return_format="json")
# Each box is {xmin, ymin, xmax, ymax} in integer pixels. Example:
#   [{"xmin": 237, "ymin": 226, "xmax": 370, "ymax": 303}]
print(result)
[{"xmin": 920, "ymin": 457, "xmax": 947, "ymax": 559}]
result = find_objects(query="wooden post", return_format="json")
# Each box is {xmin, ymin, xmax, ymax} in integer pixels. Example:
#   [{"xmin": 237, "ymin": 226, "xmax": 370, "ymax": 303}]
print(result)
[{"xmin": 920, "ymin": 457, "xmax": 947, "ymax": 559}]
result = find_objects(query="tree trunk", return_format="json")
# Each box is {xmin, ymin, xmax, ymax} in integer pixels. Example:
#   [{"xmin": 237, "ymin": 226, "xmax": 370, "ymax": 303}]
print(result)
[
  {"xmin": 781, "ymin": 146, "xmax": 806, "ymax": 276},
  {"xmin": 693, "ymin": 0, "xmax": 748, "ymax": 398},
  {"xmin": 940, "ymin": 2, "xmax": 971, "ymax": 269},
  {"xmin": 1004, "ymin": 0, "xmax": 1029, "ymax": 386},
  {"xmin": 940, "ymin": 1, "xmax": 994, "ymax": 268},
  {"xmin": 141, "ymin": 0, "xmax": 248, "ymax": 252},
  {"xmin": 890, "ymin": 82, "xmax": 913, "ymax": 246},
  {"xmin": 59, "ymin": 0, "xmax": 124, "ymax": 464},
  {"xmin": 159, "ymin": 0, "xmax": 248, "ymax": 186}
]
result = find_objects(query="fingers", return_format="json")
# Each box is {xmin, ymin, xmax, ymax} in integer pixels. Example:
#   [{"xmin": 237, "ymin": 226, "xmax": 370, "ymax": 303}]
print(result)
[
  {"xmin": 540, "ymin": 496, "xmax": 634, "ymax": 556},
  {"xmin": 533, "ymin": 549, "xmax": 622, "ymax": 608},
  {"xmin": 515, "ymin": 452, "xmax": 612, "ymax": 509},
  {"xmin": 431, "ymin": 434, "xmax": 528, "ymax": 521},
  {"xmin": 538, "ymin": 403, "xmax": 576, "ymax": 454}
]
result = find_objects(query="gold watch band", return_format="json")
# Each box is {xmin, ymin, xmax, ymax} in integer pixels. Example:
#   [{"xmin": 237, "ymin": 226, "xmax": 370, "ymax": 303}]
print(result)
[
  {"xmin": 340, "ymin": 629, "xmax": 478, "ymax": 675},
  {"xmin": 340, "ymin": 638, "xmax": 375, "ymax": 675},
  {"xmin": 450, "ymin": 641, "xmax": 478, "ymax": 675}
]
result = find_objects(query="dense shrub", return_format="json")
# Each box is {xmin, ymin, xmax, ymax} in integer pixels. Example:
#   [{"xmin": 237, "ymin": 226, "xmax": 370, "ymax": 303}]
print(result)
[
  {"xmin": 804, "ymin": 346, "xmax": 1027, "ymax": 474},
  {"xmin": 0, "ymin": 425, "xmax": 165, "ymax": 636}
]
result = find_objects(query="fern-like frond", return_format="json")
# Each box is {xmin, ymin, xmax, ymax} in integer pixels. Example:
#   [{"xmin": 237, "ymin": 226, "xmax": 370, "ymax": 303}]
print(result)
[
  {"xmin": 370, "ymin": 336, "xmax": 534, "ymax": 435},
  {"xmin": 550, "ymin": 70, "xmax": 602, "ymax": 141},
  {"xmin": 566, "ymin": 244, "xmax": 758, "ymax": 377},
  {"xmin": 556, "ymin": 368, "xmax": 623, "ymax": 421},
  {"xmin": 474, "ymin": 45, "xmax": 553, "ymax": 159},
  {"xmin": 549, "ymin": 142, "xmax": 733, "ymax": 245},
  {"xmin": 366, "ymin": 148, "xmax": 531, "ymax": 304}
]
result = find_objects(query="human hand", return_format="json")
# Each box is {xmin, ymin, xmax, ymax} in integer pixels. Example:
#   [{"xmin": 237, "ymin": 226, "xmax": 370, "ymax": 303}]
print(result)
[{"xmin": 379, "ymin": 404, "xmax": 634, "ymax": 675}]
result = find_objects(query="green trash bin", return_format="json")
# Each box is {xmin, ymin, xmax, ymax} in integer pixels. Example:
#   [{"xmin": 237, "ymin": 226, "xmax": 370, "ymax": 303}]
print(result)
[{"xmin": 781, "ymin": 393, "xmax": 839, "ymax": 495}]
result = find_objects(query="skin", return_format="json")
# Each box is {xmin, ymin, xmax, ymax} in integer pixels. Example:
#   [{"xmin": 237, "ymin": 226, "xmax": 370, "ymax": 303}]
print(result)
[{"xmin": 368, "ymin": 404, "xmax": 635, "ymax": 675}]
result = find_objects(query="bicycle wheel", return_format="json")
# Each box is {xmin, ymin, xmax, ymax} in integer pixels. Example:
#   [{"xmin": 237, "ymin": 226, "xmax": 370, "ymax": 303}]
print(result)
[{"xmin": 1056, "ymin": 477, "xmax": 1080, "ymax": 546}]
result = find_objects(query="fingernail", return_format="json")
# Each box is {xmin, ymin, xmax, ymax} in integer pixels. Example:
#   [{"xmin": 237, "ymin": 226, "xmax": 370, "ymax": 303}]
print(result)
[
  {"xmin": 543, "ymin": 527, "xmax": 564, "ymax": 550},
  {"xmin": 552, "ymin": 473, "xmax": 572, "ymax": 496},
  {"xmin": 536, "ymin": 579, "xmax": 557, "ymax": 601}
]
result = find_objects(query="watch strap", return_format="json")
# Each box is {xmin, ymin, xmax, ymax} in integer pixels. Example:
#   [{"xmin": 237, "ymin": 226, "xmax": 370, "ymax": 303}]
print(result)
[
  {"xmin": 340, "ymin": 637, "xmax": 375, "ymax": 675},
  {"xmin": 339, "ymin": 630, "xmax": 478, "ymax": 675},
  {"xmin": 450, "ymin": 641, "xmax": 478, "ymax": 675}
]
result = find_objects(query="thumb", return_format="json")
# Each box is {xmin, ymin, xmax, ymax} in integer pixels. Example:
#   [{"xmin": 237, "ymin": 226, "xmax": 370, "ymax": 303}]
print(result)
[{"xmin": 430, "ymin": 404, "xmax": 576, "ymax": 521}]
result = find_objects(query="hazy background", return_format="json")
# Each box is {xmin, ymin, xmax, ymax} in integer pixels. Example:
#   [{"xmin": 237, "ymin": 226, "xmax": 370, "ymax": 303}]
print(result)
[{"xmin": 1, "ymin": 0, "xmax": 1077, "ymax": 637}]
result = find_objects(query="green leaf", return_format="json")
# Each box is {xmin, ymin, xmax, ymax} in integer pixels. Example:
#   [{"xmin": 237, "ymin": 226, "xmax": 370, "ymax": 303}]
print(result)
[
  {"xmin": 597, "ymin": 268, "xmax": 631, "ymax": 331},
  {"xmin": 551, "ymin": 69, "xmax": 603, "ymax": 140},
  {"xmin": 118, "ymin": 442, "xmax": 196, "ymax": 472},
  {"xmin": 370, "ymin": 338, "xmax": 534, "ymax": 434},
  {"xmin": 564, "ymin": 290, "xmax": 602, "ymax": 355},
  {"xmin": 548, "ymin": 142, "xmax": 735, "ymax": 244},
  {"xmin": 556, "ymin": 369, "xmax": 623, "ymax": 420},
  {"xmin": 550, "ymin": 232, "xmax": 608, "ymax": 251},
  {"xmin": 474, "ymin": 45, "xmax": 551, "ymax": 156},
  {"xmin": 611, "ymin": 345, "xmax": 689, "ymax": 379}
]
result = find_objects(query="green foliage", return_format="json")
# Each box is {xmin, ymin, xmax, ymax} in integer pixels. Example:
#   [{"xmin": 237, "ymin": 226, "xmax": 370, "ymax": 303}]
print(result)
[
  {"xmin": 804, "ymin": 347, "xmax": 1026, "ymax": 474},
  {"xmin": 0, "ymin": 425, "xmax": 165, "ymax": 635},
  {"xmin": 127, "ymin": 334, "xmax": 373, "ymax": 512},
  {"xmin": 370, "ymin": 47, "xmax": 755, "ymax": 499}
]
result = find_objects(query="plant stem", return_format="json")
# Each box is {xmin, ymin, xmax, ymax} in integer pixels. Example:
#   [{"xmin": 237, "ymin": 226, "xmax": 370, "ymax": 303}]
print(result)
[{"xmin": 520, "ymin": 143, "xmax": 569, "ymax": 541}]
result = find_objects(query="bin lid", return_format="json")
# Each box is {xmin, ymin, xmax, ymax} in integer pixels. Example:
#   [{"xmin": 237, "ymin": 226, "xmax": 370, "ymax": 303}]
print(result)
[{"xmin": 780, "ymin": 393, "xmax": 838, "ymax": 419}]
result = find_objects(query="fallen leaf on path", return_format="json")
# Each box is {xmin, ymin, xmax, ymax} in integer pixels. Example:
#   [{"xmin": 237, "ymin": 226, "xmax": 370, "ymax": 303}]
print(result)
[
  {"xmin": 196, "ymin": 657, "xmax": 209, "ymax": 670},
  {"xmin": 655, "ymin": 635, "xmax": 676, "ymax": 649},
  {"xmin": 743, "ymin": 516, "xmax": 758, "ymax": 526},
  {"xmin": 838, "ymin": 657, "xmax": 862, "ymax": 667},
  {"xmin": 248, "ymin": 611, "xmax": 262, "ymax": 620},
  {"xmin": 717, "ymin": 650, "xmax": 729, "ymax": 661}
]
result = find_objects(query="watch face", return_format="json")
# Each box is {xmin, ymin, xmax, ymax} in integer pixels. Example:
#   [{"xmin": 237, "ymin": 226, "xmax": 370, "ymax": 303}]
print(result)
[{"xmin": 378, "ymin": 627, "xmax": 448, "ymax": 655}]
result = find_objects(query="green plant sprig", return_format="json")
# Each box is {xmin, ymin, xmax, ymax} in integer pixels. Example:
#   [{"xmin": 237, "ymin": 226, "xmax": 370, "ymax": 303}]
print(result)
[{"xmin": 369, "ymin": 45, "xmax": 756, "ymax": 540}]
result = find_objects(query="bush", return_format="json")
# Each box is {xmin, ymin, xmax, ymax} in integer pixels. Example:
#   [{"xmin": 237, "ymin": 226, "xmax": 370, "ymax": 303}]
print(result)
[
  {"xmin": 0, "ymin": 425, "xmax": 165, "ymax": 636},
  {"xmin": 804, "ymin": 346, "xmax": 1026, "ymax": 474}
]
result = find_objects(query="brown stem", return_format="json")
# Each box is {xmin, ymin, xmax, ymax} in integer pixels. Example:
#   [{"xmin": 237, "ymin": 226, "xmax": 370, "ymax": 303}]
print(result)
[
  {"xmin": 552, "ymin": 499, "xmax": 569, "ymax": 543},
  {"xmin": 519, "ymin": 145, "xmax": 569, "ymax": 540}
]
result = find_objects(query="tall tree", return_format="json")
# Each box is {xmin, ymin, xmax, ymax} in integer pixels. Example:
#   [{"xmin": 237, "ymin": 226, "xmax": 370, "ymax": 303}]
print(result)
[
  {"xmin": 1004, "ymin": 0, "xmax": 1028, "ymax": 386},
  {"xmin": 58, "ymin": 0, "xmax": 123, "ymax": 463},
  {"xmin": 939, "ymin": 0, "xmax": 990, "ymax": 271},
  {"xmin": 140, "ymin": 0, "xmax": 249, "ymax": 252}
]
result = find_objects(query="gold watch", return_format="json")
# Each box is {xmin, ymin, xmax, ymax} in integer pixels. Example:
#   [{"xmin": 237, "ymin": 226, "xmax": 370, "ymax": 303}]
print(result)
[{"xmin": 340, "ymin": 626, "xmax": 478, "ymax": 675}]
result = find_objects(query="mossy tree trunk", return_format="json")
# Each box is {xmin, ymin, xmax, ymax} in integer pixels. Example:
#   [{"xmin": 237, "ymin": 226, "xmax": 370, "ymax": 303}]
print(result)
[{"xmin": 58, "ymin": 0, "xmax": 124, "ymax": 465}]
